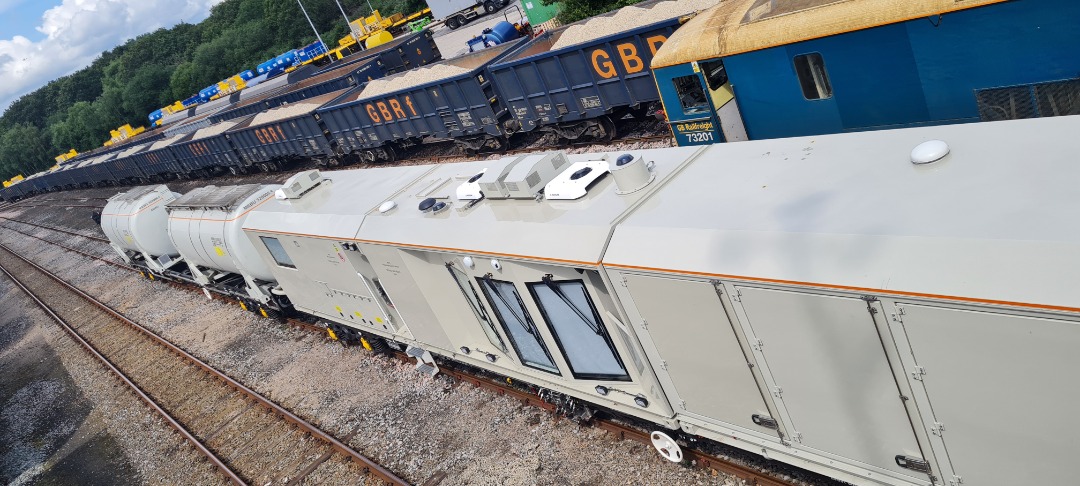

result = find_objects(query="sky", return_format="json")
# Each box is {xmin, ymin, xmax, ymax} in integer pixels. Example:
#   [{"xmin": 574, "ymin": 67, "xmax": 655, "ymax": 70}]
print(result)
[{"xmin": 0, "ymin": 0, "xmax": 226, "ymax": 114}]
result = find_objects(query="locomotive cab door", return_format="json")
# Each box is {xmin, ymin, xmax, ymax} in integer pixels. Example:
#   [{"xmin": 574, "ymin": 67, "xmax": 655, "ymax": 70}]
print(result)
[{"xmin": 655, "ymin": 60, "xmax": 747, "ymax": 146}]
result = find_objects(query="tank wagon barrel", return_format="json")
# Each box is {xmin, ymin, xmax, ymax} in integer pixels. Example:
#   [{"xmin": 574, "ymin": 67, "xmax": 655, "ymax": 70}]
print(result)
[
  {"xmin": 99, "ymin": 185, "xmax": 184, "ymax": 273},
  {"xmin": 165, "ymin": 183, "xmax": 286, "ymax": 314}
]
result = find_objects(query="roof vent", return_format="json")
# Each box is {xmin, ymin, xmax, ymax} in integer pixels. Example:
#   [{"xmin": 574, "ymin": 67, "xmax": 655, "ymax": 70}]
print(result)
[
  {"xmin": 911, "ymin": 140, "xmax": 949, "ymax": 165},
  {"xmin": 275, "ymin": 170, "xmax": 325, "ymax": 199},
  {"xmin": 456, "ymin": 169, "xmax": 486, "ymax": 201},
  {"xmin": 478, "ymin": 151, "xmax": 570, "ymax": 199},
  {"xmin": 546, "ymin": 159, "xmax": 611, "ymax": 200},
  {"xmin": 611, "ymin": 153, "xmax": 656, "ymax": 194}
]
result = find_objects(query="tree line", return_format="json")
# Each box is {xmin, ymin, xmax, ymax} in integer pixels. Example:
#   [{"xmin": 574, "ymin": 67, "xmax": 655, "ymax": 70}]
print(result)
[{"xmin": 0, "ymin": 0, "xmax": 425, "ymax": 180}]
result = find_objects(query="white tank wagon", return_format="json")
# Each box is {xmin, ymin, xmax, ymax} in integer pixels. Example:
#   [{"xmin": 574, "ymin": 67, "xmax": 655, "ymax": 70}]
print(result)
[
  {"xmin": 100, "ymin": 185, "xmax": 184, "ymax": 274},
  {"xmin": 165, "ymin": 184, "xmax": 285, "ymax": 314}
]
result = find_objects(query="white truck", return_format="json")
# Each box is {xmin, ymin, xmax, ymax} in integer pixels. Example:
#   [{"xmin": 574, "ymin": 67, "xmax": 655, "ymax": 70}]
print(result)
[{"xmin": 427, "ymin": 0, "xmax": 509, "ymax": 29}]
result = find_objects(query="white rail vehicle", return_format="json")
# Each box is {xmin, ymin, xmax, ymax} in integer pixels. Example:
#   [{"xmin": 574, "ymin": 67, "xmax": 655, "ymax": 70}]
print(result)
[
  {"xmin": 100, "ymin": 185, "xmax": 184, "ymax": 273},
  {"xmin": 164, "ymin": 184, "xmax": 282, "ymax": 308},
  {"xmin": 100, "ymin": 114, "xmax": 1080, "ymax": 486}
]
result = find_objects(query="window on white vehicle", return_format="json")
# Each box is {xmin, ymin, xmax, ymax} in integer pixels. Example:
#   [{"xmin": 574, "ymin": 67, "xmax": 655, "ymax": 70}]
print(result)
[
  {"xmin": 478, "ymin": 276, "xmax": 559, "ymax": 374},
  {"xmin": 447, "ymin": 264, "xmax": 508, "ymax": 354},
  {"xmin": 794, "ymin": 53, "xmax": 833, "ymax": 100},
  {"xmin": 672, "ymin": 74, "xmax": 709, "ymax": 115},
  {"xmin": 259, "ymin": 236, "xmax": 295, "ymax": 268},
  {"xmin": 528, "ymin": 278, "xmax": 630, "ymax": 381}
]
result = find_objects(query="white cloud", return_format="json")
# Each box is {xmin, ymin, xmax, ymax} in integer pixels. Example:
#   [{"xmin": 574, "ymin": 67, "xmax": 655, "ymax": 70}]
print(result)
[{"xmin": 0, "ymin": 0, "xmax": 226, "ymax": 114}]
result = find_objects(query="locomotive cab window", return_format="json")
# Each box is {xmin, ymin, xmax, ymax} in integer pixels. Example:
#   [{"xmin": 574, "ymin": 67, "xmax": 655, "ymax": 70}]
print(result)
[
  {"xmin": 447, "ymin": 264, "xmax": 508, "ymax": 354},
  {"xmin": 672, "ymin": 75, "xmax": 709, "ymax": 115},
  {"xmin": 527, "ymin": 278, "xmax": 630, "ymax": 381},
  {"xmin": 259, "ymin": 236, "xmax": 295, "ymax": 268},
  {"xmin": 700, "ymin": 60, "xmax": 729, "ymax": 90},
  {"xmin": 794, "ymin": 53, "xmax": 833, "ymax": 100},
  {"xmin": 478, "ymin": 276, "xmax": 560, "ymax": 374}
]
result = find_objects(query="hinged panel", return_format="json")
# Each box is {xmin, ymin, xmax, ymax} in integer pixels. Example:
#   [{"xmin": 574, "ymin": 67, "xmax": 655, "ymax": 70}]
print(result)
[
  {"xmin": 733, "ymin": 287, "xmax": 925, "ymax": 478},
  {"xmin": 621, "ymin": 274, "xmax": 778, "ymax": 436},
  {"xmin": 895, "ymin": 303, "xmax": 1080, "ymax": 486}
]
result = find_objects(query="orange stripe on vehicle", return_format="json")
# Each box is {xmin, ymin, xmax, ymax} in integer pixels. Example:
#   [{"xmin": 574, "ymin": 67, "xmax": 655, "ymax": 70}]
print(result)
[{"xmin": 603, "ymin": 262, "xmax": 1080, "ymax": 313}]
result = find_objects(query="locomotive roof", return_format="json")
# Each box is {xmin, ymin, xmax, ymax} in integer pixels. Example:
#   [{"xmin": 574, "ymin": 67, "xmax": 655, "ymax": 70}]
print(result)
[
  {"xmin": 354, "ymin": 147, "xmax": 700, "ymax": 265},
  {"xmin": 650, "ymin": 0, "xmax": 1006, "ymax": 68},
  {"xmin": 242, "ymin": 165, "xmax": 434, "ymax": 240},
  {"xmin": 607, "ymin": 115, "xmax": 1080, "ymax": 312}
]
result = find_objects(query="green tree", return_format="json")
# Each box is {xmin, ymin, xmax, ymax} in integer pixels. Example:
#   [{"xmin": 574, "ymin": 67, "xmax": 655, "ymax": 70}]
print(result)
[
  {"xmin": 0, "ymin": 123, "xmax": 53, "ymax": 179},
  {"xmin": 541, "ymin": 0, "xmax": 641, "ymax": 24}
]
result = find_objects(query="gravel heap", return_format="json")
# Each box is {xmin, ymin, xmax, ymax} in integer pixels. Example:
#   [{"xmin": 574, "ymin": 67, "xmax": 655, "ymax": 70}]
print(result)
[
  {"xmin": 192, "ymin": 121, "xmax": 238, "ymax": 140},
  {"xmin": 249, "ymin": 103, "xmax": 319, "ymax": 127},
  {"xmin": 148, "ymin": 134, "xmax": 186, "ymax": 151},
  {"xmin": 550, "ymin": 0, "xmax": 721, "ymax": 51},
  {"xmin": 357, "ymin": 64, "xmax": 471, "ymax": 100},
  {"xmin": 0, "ymin": 203, "xmax": 750, "ymax": 486},
  {"xmin": 117, "ymin": 143, "xmax": 148, "ymax": 158}
]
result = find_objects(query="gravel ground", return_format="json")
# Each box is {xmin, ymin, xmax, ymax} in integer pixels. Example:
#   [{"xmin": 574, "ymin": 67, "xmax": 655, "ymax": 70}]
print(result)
[
  {"xmin": 0, "ymin": 204, "xmax": 745, "ymax": 485},
  {"xmin": 0, "ymin": 266, "xmax": 226, "ymax": 485}
]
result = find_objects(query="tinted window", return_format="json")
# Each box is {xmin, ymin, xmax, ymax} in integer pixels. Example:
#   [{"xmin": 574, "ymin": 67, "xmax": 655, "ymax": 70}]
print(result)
[
  {"xmin": 528, "ymin": 280, "xmax": 629, "ymax": 380},
  {"xmin": 700, "ymin": 60, "xmax": 729, "ymax": 91},
  {"xmin": 259, "ymin": 236, "xmax": 295, "ymax": 268},
  {"xmin": 447, "ymin": 264, "xmax": 508, "ymax": 354},
  {"xmin": 478, "ymin": 277, "xmax": 559, "ymax": 374},
  {"xmin": 672, "ymin": 75, "xmax": 709, "ymax": 115},
  {"xmin": 793, "ymin": 53, "xmax": 833, "ymax": 100}
]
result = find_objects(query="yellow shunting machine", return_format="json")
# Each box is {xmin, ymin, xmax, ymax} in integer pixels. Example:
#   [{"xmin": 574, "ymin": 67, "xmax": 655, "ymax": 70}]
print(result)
[
  {"xmin": 104, "ymin": 124, "xmax": 146, "ymax": 147},
  {"xmin": 54, "ymin": 149, "xmax": 78, "ymax": 165}
]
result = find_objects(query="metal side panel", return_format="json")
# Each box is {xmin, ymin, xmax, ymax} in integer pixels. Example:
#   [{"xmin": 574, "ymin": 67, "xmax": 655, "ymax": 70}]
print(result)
[
  {"xmin": 893, "ymin": 303, "xmax": 1080, "ymax": 486},
  {"xmin": 732, "ymin": 287, "xmax": 925, "ymax": 480},
  {"xmin": 621, "ymin": 274, "xmax": 779, "ymax": 437}
]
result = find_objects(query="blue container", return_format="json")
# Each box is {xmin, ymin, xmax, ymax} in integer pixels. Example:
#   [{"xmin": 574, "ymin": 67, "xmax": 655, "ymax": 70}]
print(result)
[
  {"xmin": 148, "ymin": 109, "xmax": 164, "ymax": 124},
  {"xmin": 198, "ymin": 85, "xmax": 220, "ymax": 102},
  {"xmin": 182, "ymin": 95, "xmax": 201, "ymax": 107},
  {"xmin": 257, "ymin": 58, "xmax": 276, "ymax": 75},
  {"xmin": 487, "ymin": 21, "xmax": 518, "ymax": 44},
  {"xmin": 239, "ymin": 70, "xmax": 256, "ymax": 81},
  {"xmin": 297, "ymin": 41, "xmax": 327, "ymax": 63}
]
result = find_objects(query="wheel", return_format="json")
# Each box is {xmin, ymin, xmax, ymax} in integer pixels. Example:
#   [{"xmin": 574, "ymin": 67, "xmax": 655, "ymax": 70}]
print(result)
[
  {"xmin": 649, "ymin": 431, "xmax": 684, "ymax": 463},
  {"xmin": 446, "ymin": 15, "xmax": 461, "ymax": 29},
  {"xmin": 484, "ymin": 1, "xmax": 496, "ymax": 13}
]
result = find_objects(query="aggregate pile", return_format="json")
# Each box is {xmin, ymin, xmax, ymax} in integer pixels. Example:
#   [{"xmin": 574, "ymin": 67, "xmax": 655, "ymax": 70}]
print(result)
[
  {"xmin": 191, "ymin": 121, "xmax": 238, "ymax": 141},
  {"xmin": 148, "ymin": 134, "xmax": 186, "ymax": 151},
  {"xmin": 356, "ymin": 64, "xmax": 471, "ymax": 100},
  {"xmin": 248, "ymin": 103, "xmax": 321, "ymax": 127},
  {"xmin": 550, "ymin": 0, "xmax": 721, "ymax": 51}
]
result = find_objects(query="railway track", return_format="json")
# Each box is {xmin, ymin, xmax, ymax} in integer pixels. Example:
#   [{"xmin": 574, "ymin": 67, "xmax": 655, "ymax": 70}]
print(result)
[
  {"xmin": 0, "ymin": 242, "xmax": 409, "ymax": 486},
  {"xmin": 2, "ymin": 218, "xmax": 801, "ymax": 486}
]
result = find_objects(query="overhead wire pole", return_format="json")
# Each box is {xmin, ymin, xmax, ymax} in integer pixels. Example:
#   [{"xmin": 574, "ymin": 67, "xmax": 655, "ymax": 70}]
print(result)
[
  {"xmin": 334, "ymin": 0, "xmax": 361, "ymax": 46},
  {"xmin": 297, "ymin": 0, "xmax": 333, "ymax": 65}
]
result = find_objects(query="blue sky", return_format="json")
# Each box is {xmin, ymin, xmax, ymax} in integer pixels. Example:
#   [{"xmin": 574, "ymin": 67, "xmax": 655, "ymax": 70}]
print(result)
[
  {"xmin": 0, "ymin": 0, "xmax": 224, "ymax": 114},
  {"xmin": 0, "ymin": 0, "xmax": 62, "ymax": 41}
]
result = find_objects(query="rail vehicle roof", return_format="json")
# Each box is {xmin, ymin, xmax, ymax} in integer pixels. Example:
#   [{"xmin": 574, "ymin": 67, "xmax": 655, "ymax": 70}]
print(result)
[
  {"xmin": 243, "ymin": 165, "xmax": 435, "ymax": 240},
  {"xmin": 607, "ymin": 115, "xmax": 1080, "ymax": 312},
  {"xmin": 353, "ymin": 147, "xmax": 700, "ymax": 265},
  {"xmin": 650, "ymin": 0, "xmax": 1005, "ymax": 68},
  {"xmin": 168, "ymin": 184, "xmax": 267, "ymax": 211}
]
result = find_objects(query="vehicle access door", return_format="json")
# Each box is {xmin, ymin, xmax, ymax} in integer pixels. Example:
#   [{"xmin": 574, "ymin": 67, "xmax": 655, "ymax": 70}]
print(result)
[
  {"xmin": 728, "ymin": 286, "xmax": 930, "ymax": 482},
  {"xmin": 654, "ymin": 59, "xmax": 747, "ymax": 146}
]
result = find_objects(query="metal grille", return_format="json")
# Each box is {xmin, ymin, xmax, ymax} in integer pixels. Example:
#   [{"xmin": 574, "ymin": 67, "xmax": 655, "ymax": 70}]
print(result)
[
  {"xmin": 976, "ymin": 79, "xmax": 1080, "ymax": 121},
  {"xmin": 168, "ymin": 184, "xmax": 266, "ymax": 210}
]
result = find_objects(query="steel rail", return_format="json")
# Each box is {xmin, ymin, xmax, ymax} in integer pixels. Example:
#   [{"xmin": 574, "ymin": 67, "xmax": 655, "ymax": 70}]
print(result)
[
  {"xmin": 0, "ymin": 224, "xmax": 123, "ymax": 268},
  {"xmin": 0, "ymin": 216, "xmax": 110, "ymax": 243},
  {"xmin": 4, "ymin": 222, "xmax": 795, "ymax": 486},
  {"xmin": 0, "ymin": 242, "xmax": 410, "ymax": 486},
  {"xmin": 0, "ymin": 247, "xmax": 248, "ymax": 486}
]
